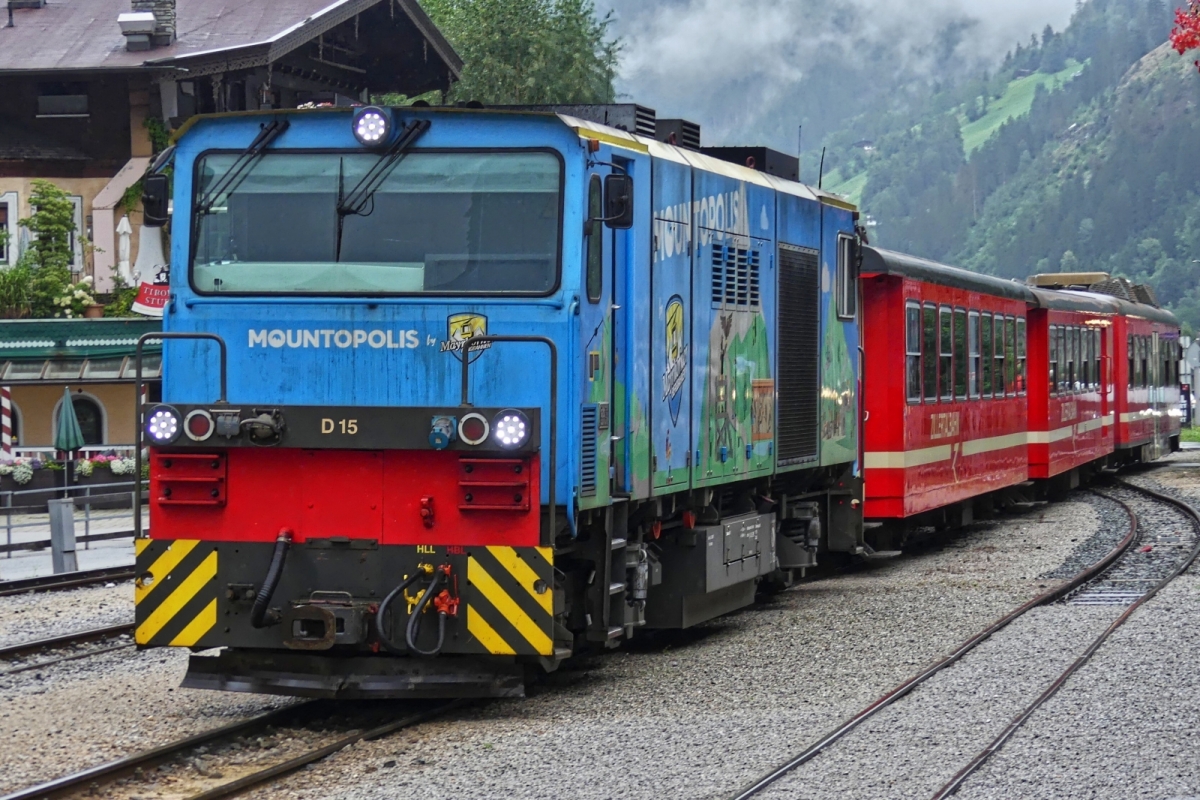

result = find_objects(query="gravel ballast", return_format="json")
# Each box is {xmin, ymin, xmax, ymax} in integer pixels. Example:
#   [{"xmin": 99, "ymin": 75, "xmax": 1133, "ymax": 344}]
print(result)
[
  {"xmin": 221, "ymin": 497, "xmax": 1106, "ymax": 800},
  {"xmin": 0, "ymin": 580, "xmax": 133, "ymax": 648},
  {"xmin": 950, "ymin": 467, "xmax": 1200, "ymax": 800}
]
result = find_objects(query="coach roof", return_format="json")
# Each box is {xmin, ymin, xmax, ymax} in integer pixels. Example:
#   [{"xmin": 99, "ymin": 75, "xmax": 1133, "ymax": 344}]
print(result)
[{"xmin": 860, "ymin": 247, "xmax": 1035, "ymax": 303}]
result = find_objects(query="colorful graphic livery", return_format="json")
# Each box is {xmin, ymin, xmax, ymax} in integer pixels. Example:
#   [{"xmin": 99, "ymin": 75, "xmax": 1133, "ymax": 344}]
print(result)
[{"xmin": 133, "ymin": 105, "xmax": 1176, "ymax": 699}]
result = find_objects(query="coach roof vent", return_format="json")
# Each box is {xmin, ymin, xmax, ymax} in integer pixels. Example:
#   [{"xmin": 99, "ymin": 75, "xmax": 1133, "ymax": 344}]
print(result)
[
  {"xmin": 493, "ymin": 103, "xmax": 657, "ymax": 137},
  {"xmin": 1028, "ymin": 272, "xmax": 1111, "ymax": 289}
]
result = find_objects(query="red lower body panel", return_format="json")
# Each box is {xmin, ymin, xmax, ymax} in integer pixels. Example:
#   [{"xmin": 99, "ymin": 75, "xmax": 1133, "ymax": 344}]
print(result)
[{"xmin": 149, "ymin": 448, "xmax": 541, "ymax": 547}]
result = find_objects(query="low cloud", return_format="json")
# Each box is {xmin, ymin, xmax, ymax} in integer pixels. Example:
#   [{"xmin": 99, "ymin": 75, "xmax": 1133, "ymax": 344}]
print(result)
[{"xmin": 597, "ymin": 0, "xmax": 1078, "ymax": 151}]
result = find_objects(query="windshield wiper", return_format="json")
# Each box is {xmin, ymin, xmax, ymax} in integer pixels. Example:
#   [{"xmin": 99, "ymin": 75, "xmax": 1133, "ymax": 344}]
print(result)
[
  {"xmin": 196, "ymin": 119, "xmax": 291, "ymax": 215},
  {"xmin": 335, "ymin": 119, "xmax": 430, "ymax": 261},
  {"xmin": 338, "ymin": 119, "xmax": 431, "ymax": 217}
]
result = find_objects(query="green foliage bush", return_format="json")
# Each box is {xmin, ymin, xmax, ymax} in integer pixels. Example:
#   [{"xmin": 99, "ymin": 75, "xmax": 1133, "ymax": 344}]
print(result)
[{"xmin": 421, "ymin": 0, "xmax": 619, "ymax": 104}]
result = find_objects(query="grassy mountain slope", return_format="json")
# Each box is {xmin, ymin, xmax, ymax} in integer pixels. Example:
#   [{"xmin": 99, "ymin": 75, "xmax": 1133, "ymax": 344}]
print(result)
[{"xmin": 818, "ymin": 0, "xmax": 1200, "ymax": 329}]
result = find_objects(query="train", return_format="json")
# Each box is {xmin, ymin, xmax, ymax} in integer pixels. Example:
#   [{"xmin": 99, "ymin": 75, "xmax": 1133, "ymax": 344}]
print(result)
[{"xmin": 130, "ymin": 104, "xmax": 1180, "ymax": 699}]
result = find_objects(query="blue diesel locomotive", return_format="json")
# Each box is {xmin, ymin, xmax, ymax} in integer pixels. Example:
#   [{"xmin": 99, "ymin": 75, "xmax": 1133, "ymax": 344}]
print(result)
[{"xmin": 133, "ymin": 104, "xmax": 863, "ymax": 697}]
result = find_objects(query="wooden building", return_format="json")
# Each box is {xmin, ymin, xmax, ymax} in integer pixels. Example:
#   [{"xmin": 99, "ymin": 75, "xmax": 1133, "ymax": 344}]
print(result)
[{"xmin": 0, "ymin": 0, "xmax": 461, "ymax": 290}]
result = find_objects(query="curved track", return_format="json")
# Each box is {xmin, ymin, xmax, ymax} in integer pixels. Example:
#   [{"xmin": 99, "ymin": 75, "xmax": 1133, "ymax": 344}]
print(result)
[
  {"xmin": 929, "ymin": 478, "xmax": 1200, "ymax": 798},
  {"xmin": 727, "ymin": 487, "xmax": 1142, "ymax": 800}
]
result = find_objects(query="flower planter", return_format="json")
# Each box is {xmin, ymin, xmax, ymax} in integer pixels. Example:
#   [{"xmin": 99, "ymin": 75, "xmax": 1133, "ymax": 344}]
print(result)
[
  {"xmin": 83, "ymin": 304, "xmax": 106, "ymax": 319},
  {"xmin": 0, "ymin": 469, "xmax": 62, "ymax": 510}
]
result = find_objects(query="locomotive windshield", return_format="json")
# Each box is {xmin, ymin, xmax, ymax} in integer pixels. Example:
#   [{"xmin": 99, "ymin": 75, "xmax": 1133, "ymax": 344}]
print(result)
[{"xmin": 190, "ymin": 150, "xmax": 562, "ymax": 295}]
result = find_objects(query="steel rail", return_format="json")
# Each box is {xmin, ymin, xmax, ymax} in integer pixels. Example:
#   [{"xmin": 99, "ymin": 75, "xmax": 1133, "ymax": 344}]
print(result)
[
  {"xmin": 0, "ymin": 703, "xmax": 312, "ymax": 800},
  {"xmin": 182, "ymin": 701, "xmax": 463, "ymax": 800},
  {"xmin": 0, "ymin": 566, "xmax": 136, "ymax": 596},
  {"xmin": 0, "ymin": 623, "xmax": 134, "ymax": 660},
  {"xmin": 726, "ymin": 489, "xmax": 1139, "ymax": 800},
  {"xmin": 929, "ymin": 480, "xmax": 1200, "ymax": 798}
]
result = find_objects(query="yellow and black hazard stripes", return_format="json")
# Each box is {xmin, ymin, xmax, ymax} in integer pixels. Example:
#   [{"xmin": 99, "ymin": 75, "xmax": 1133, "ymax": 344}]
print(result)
[
  {"xmin": 465, "ymin": 546, "xmax": 554, "ymax": 656},
  {"xmin": 134, "ymin": 539, "xmax": 220, "ymax": 647}
]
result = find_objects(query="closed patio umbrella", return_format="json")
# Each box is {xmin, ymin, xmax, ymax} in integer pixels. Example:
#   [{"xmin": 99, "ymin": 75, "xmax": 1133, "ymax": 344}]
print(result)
[{"xmin": 55, "ymin": 388, "xmax": 85, "ymax": 489}]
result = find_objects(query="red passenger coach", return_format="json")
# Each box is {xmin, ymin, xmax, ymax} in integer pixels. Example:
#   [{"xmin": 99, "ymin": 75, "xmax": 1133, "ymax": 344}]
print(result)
[
  {"xmin": 1025, "ymin": 287, "xmax": 1118, "ymax": 484},
  {"xmin": 1112, "ymin": 301, "xmax": 1182, "ymax": 461},
  {"xmin": 861, "ymin": 248, "xmax": 1032, "ymax": 520}
]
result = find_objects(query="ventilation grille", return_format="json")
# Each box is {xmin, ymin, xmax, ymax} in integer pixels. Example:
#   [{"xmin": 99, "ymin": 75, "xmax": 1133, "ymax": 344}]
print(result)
[
  {"xmin": 712, "ymin": 245, "xmax": 761, "ymax": 308},
  {"xmin": 581, "ymin": 404, "xmax": 599, "ymax": 497},
  {"xmin": 1088, "ymin": 277, "xmax": 1135, "ymax": 302},
  {"xmin": 1133, "ymin": 283, "xmax": 1160, "ymax": 307},
  {"xmin": 777, "ymin": 245, "xmax": 820, "ymax": 465}
]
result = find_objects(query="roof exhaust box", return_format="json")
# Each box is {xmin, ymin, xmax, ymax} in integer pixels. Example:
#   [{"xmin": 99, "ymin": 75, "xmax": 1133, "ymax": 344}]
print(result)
[{"xmin": 121, "ymin": 0, "xmax": 175, "ymax": 50}]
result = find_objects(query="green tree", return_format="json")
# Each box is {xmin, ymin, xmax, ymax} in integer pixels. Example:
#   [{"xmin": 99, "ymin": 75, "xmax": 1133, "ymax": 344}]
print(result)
[
  {"xmin": 20, "ymin": 180, "xmax": 76, "ymax": 273},
  {"xmin": 18, "ymin": 180, "xmax": 77, "ymax": 318},
  {"xmin": 422, "ymin": 0, "xmax": 620, "ymax": 104}
]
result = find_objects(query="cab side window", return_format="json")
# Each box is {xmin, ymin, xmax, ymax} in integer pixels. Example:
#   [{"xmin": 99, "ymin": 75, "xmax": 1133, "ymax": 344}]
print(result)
[
  {"xmin": 585, "ymin": 175, "xmax": 603, "ymax": 303},
  {"xmin": 836, "ymin": 234, "xmax": 858, "ymax": 319}
]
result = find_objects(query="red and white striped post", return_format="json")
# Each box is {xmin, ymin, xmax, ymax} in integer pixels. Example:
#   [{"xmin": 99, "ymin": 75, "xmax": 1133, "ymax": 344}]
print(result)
[{"xmin": 1, "ymin": 386, "xmax": 12, "ymax": 458}]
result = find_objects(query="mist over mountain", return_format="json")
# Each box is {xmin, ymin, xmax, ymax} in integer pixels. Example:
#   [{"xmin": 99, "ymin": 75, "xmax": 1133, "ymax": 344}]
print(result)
[{"xmin": 596, "ymin": 0, "xmax": 1077, "ymax": 153}]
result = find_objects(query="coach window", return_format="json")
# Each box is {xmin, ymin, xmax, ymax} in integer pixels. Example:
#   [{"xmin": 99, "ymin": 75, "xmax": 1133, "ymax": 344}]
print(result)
[
  {"xmin": 969, "ymin": 311, "xmax": 981, "ymax": 399},
  {"xmin": 1070, "ymin": 327, "xmax": 1080, "ymax": 392},
  {"xmin": 1002, "ymin": 316, "xmax": 1015, "ymax": 395},
  {"xmin": 923, "ymin": 304, "xmax": 938, "ymax": 402},
  {"xmin": 1127, "ymin": 335, "xmax": 1135, "ymax": 389},
  {"xmin": 953, "ymin": 308, "xmax": 968, "ymax": 400},
  {"xmin": 939, "ymin": 306, "xmax": 953, "ymax": 401},
  {"xmin": 1140, "ymin": 337, "xmax": 1149, "ymax": 388},
  {"xmin": 1016, "ymin": 317, "xmax": 1026, "ymax": 394},
  {"xmin": 906, "ymin": 302, "xmax": 921, "ymax": 403},
  {"xmin": 981, "ymin": 312, "xmax": 994, "ymax": 398},
  {"xmin": 836, "ymin": 234, "xmax": 858, "ymax": 319},
  {"xmin": 1088, "ymin": 328, "xmax": 1097, "ymax": 390},
  {"xmin": 1049, "ymin": 325, "xmax": 1059, "ymax": 396},
  {"xmin": 1094, "ymin": 329, "xmax": 1103, "ymax": 390}
]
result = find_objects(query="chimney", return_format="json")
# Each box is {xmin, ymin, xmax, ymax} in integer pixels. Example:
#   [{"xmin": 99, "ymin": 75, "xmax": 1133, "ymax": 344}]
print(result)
[{"xmin": 126, "ymin": 0, "xmax": 174, "ymax": 48}]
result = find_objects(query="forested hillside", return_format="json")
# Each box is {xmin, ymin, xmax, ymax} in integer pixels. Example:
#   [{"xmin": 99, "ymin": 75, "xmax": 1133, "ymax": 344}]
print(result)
[{"xmin": 820, "ymin": 0, "xmax": 1200, "ymax": 329}]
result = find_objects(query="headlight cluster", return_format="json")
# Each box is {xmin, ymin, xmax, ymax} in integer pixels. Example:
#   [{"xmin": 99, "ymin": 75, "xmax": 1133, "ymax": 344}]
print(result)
[{"xmin": 454, "ymin": 409, "xmax": 531, "ymax": 450}]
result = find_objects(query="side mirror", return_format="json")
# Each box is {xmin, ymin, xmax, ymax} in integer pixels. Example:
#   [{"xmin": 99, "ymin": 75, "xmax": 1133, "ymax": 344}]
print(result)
[
  {"xmin": 603, "ymin": 174, "xmax": 633, "ymax": 229},
  {"xmin": 142, "ymin": 173, "xmax": 170, "ymax": 228}
]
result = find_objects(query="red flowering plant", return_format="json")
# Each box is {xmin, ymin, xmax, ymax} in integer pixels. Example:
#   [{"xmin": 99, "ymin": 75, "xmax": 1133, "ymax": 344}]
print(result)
[{"xmin": 1172, "ymin": 2, "xmax": 1200, "ymax": 72}]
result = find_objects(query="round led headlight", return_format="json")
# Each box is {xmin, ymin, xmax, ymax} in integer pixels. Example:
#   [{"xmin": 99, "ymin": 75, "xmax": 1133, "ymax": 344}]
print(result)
[
  {"xmin": 352, "ymin": 106, "xmax": 392, "ymax": 148},
  {"xmin": 184, "ymin": 409, "xmax": 215, "ymax": 442},
  {"xmin": 145, "ymin": 404, "xmax": 182, "ymax": 445},
  {"xmin": 458, "ymin": 412, "xmax": 490, "ymax": 446},
  {"xmin": 492, "ymin": 409, "xmax": 529, "ymax": 450}
]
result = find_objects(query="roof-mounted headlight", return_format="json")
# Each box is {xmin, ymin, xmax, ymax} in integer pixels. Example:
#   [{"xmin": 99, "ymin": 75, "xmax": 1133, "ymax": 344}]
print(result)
[{"xmin": 352, "ymin": 106, "xmax": 393, "ymax": 148}]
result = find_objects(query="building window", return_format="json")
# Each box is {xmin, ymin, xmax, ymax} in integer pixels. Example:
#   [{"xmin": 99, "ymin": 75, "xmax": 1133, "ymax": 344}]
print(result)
[
  {"xmin": 906, "ymin": 302, "xmax": 921, "ymax": 403},
  {"xmin": 36, "ymin": 82, "xmax": 89, "ymax": 117},
  {"xmin": 0, "ymin": 192, "xmax": 16, "ymax": 266}
]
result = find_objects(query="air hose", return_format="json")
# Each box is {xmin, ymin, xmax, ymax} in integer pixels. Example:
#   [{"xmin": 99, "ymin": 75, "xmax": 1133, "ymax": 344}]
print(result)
[
  {"xmin": 250, "ymin": 530, "xmax": 292, "ymax": 628},
  {"xmin": 374, "ymin": 571, "xmax": 426, "ymax": 654},
  {"xmin": 405, "ymin": 567, "xmax": 449, "ymax": 657}
]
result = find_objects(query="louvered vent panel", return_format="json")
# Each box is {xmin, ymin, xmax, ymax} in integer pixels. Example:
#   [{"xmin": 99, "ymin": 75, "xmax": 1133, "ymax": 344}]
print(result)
[
  {"xmin": 581, "ymin": 404, "xmax": 599, "ymax": 497},
  {"xmin": 777, "ymin": 245, "xmax": 820, "ymax": 465},
  {"xmin": 711, "ymin": 245, "xmax": 762, "ymax": 309}
]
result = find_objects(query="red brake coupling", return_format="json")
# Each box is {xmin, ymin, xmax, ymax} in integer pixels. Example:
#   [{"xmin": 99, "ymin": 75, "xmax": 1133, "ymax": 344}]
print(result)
[{"xmin": 432, "ymin": 564, "xmax": 459, "ymax": 618}]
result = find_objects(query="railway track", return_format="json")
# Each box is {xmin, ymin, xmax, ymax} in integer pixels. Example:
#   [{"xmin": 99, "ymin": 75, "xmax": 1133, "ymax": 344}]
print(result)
[
  {"xmin": 0, "ymin": 699, "xmax": 461, "ymax": 800},
  {"xmin": 0, "ymin": 566, "xmax": 135, "ymax": 597},
  {"xmin": 728, "ymin": 478, "xmax": 1200, "ymax": 800},
  {"xmin": 0, "ymin": 623, "xmax": 135, "ymax": 675}
]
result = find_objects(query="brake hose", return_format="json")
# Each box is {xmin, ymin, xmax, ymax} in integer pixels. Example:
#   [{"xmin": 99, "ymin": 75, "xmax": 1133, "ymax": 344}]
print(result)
[
  {"xmin": 250, "ymin": 530, "xmax": 292, "ymax": 628},
  {"xmin": 375, "ymin": 571, "xmax": 426, "ymax": 654},
  {"xmin": 406, "ymin": 568, "xmax": 448, "ymax": 657}
]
